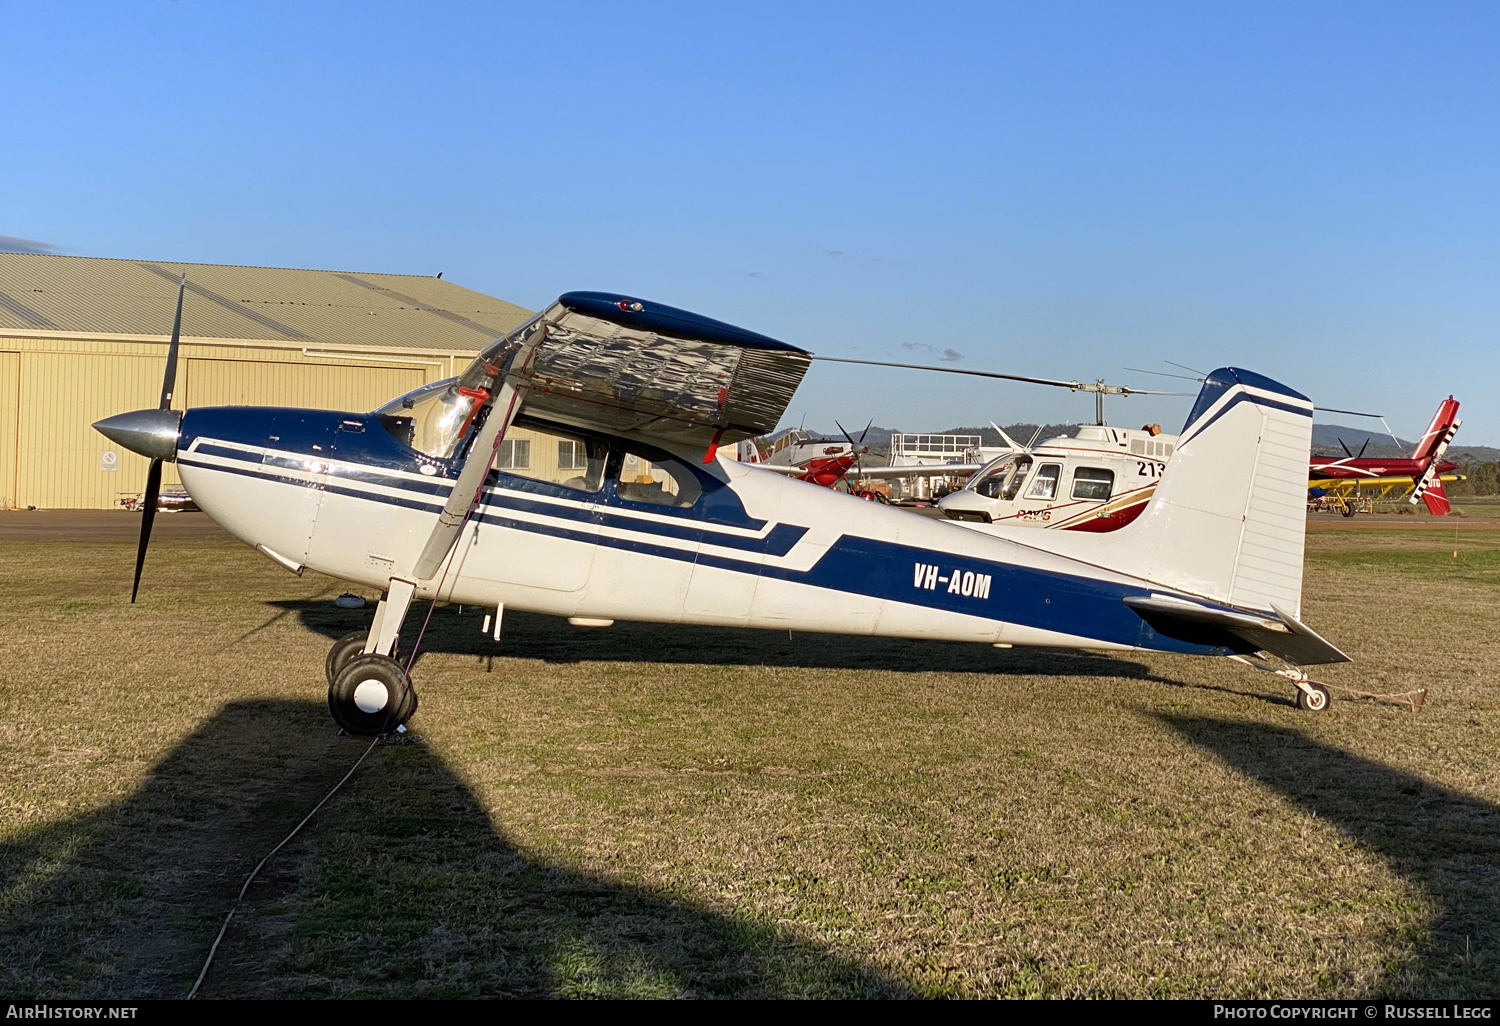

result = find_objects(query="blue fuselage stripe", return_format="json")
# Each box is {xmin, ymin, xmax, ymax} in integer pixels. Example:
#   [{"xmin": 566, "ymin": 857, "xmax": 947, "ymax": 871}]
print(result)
[{"xmin": 178, "ymin": 441, "xmax": 1225, "ymax": 656}]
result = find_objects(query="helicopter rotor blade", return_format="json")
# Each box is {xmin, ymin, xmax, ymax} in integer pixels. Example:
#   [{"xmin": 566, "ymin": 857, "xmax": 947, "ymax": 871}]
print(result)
[
  {"xmin": 989, "ymin": 420, "xmax": 1028, "ymax": 453},
  {"xmin": 1166, "ymin": 360, "xmax": 1208, "ymax": 377},
  {"xmin": 809, "ymin": 357, "xmax": 1189, "ymax": 396},
  {"xmin": 1314, "ymin": 406, "xmax": 1384, "ymax": 418},
  {"xmin": 1124, "ymin": 366, "xmax": 1203, "ymax": 383}
]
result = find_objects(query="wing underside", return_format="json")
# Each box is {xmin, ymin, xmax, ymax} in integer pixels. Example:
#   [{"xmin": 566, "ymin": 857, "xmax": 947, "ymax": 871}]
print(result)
[{"xmin": 474, "ymin": 292, "xmax": 811, "ymax": 451}]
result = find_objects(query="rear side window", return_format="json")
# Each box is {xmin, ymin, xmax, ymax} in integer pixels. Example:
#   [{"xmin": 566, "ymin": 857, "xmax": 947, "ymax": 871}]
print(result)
[
  {"xmin": 613, "ymin": 449, "xmax": 703, "ymax": 508},
  {"xmin": 1071, "ymin": 467, "xmax": 1114, "ymax": 501},
  {"xmin": 1025, "ymin": 463, "xmax": 1062, "ymax": 500}
]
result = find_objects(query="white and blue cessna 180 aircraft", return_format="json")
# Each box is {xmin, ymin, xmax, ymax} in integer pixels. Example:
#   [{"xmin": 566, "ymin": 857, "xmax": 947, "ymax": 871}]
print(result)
[{"xmin": 95, "ymin": 286, "xmax": 1348, "ymax": 735}]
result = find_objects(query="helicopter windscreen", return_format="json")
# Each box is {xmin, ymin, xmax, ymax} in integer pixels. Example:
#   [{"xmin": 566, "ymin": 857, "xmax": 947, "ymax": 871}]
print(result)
[
  {"xmin": 375, "ymin": 378, "xmax": 479, "ymax": 459},
  {"xmin": 970, "ymin": 455, "xmax": 1033, "ymax": 500}
]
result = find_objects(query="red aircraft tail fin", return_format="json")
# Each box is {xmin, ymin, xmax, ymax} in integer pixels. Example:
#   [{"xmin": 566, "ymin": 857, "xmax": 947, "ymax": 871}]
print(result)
[
  {"xmin": 1416, "ymin": 478, "xmax": 1451, "ymax": 516},
  {"xmin": 1408, "ymin": 397, "xmax": 1461, "ymax": 514},
  {"xmin": 1411, "ymin": 397, "xmax": 1461, "ymax": 463}
]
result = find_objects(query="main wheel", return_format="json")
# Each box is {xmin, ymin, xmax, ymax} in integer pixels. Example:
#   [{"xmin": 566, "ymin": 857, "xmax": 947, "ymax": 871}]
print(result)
[
  {"xmin": 328, "ymin": 654, "xmax": 418, "ymax": 735},
  {"xmin": 1296, "ymin": 682, "xmax": 1331, "ymax": 712},
  {"xmin": 326, "ymin": 630, "xmax": 370, "ymax": 686},
  {"xmin": 1340, "ymin": 501, "xmax": 1356, "ymax": 518}
]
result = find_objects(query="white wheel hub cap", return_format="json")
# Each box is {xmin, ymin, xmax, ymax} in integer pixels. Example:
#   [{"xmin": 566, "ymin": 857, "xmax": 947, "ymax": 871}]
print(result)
[{"xmin": 353, "ymin": 679, "xmax": 390, "ymax": 714}]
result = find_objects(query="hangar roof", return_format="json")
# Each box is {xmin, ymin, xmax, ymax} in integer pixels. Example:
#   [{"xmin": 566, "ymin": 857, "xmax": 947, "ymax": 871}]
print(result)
[{"xmin": 0, "ymin": 253, "xmax": 534, "ymax": 351}]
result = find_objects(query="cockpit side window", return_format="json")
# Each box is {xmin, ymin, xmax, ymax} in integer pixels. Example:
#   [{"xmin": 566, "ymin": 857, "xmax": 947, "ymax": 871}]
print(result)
[{"xmin": 612, "ymin": 448, "xmax": 703, "ymax": 508}]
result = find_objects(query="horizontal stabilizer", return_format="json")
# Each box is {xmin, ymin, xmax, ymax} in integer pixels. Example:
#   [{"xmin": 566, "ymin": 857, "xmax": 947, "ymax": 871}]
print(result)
[{"xmin": 1124, "ymin": 594, "xmax": 1350, "ymax": 665}]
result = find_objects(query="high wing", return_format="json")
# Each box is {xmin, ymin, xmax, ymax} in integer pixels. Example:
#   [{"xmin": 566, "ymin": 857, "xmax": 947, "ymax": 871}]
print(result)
[
  {"xmin": 1309, "ymin": 474, "xmax": 1464, "ymax": 491},
  {"xmin": 483, "ymin": 291, "xmax": 811, "ymax": 452},
  {"xmin": 411, "ymin": 292, "xmax": 812, "ymax": 580}
]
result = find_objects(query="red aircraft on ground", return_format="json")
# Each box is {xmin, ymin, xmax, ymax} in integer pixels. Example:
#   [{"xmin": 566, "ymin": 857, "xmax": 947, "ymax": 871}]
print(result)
[
  {"xmin": 742, "ymin": 422, "xmax": 891, "ymax": 501},
  {"xmin": 1308, "ymin": 397, "xmax": 1463, "ymax": 515}
]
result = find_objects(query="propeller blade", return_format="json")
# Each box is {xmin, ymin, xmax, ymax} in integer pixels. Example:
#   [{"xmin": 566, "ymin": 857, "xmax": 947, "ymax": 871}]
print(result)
[
  {"xmin": 131, "ymin": 459, "xmax": 163, "ymax": 603},
  {"xmin": 833, "ymin": 419, "xmax": 857, "ymax": 447},
  {"xmin": 1338, "ymin": 438, "xmax": 1354, "ymax": 458},
  {"xmin": 1357, "ymin": 438, "xmax": 1370, "ymax": 459},
  {"xmin": 130, "ymin": 275, "xmax": 186, "ymax": 604},
  {"xmin": 859, "ymin": 419, "xmax": 872, "ymax": 444},
  {"xmin": 159, "ymin": 275, "xmax": 185, "ymax": 411}
]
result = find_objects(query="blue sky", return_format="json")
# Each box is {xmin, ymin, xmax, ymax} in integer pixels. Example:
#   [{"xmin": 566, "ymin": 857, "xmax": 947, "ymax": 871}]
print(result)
[{"xmin": 4, "ymin": 2, "xmax": 1495, "ymax": 441}]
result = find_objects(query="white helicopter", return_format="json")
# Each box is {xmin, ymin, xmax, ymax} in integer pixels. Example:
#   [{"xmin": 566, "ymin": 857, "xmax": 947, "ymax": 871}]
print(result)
[
  {"xmin": 96, "ymin": 285, "xmax": 1349, "ymax": 735},
  {"xmin": 936, "ymin": 422, "xmax": 1178, "ymax": 530}
]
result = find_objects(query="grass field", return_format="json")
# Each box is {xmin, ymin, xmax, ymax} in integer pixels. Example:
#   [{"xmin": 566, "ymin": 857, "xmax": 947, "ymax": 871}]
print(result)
[{"xmin": 0, "ymin": 519, "xmax": 1496, "ymax": 998}]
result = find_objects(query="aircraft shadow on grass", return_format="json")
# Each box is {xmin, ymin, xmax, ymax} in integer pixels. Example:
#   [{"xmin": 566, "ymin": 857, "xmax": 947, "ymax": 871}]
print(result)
[
  {"xmin": 1162, "ymin": 715, "xmax": 1500, "ymax": 996},
  {"xmin": 278, "ymin": 598, "xmax": 1162, "ymax": 678},
  {"xmin": 0, "ymin": 700, "xmax": 910, "ymax": 999}
]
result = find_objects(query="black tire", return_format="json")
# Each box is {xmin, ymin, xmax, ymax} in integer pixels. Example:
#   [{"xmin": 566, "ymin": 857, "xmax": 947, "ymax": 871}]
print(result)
[
  {"xmin": 326, "ymin": 630, "xmax": 370, "ymax": 687},
  {"xmin": 328, "ymin": 654, "xmax": 418, "ymax": 735},
  {"xmin": 1340, "ymin": 502, "xmax": 1356, "ymax": 518},
  {"xmin": 1296, "ymin": 682, "xmax": 1331, "ymax": 712}
]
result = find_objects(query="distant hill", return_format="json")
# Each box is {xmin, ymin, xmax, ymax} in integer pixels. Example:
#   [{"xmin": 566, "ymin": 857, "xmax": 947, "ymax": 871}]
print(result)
[
  {"xmin": 1311, "ymin": 422, "xmax": 1498, "ymax": 462},
  {"xmin": 805, "ymin": 420, "xmax": 1497, "ymax": 462}
]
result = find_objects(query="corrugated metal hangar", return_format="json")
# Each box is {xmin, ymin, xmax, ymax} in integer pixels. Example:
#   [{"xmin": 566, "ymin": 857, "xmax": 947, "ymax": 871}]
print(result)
[{"xmin": 0, "ymin": 254, "xmax": 533, "ymax": 509}]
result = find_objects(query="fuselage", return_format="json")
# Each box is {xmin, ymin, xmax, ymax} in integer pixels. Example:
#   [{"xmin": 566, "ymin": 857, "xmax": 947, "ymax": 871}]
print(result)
[
  {"xmin": 1308, "ymin": 455, "xmax": 1457, "ymax": 482},
  {"xmin": 174, "ymin": 405, "xmax": 1234, "ymax": 658}
]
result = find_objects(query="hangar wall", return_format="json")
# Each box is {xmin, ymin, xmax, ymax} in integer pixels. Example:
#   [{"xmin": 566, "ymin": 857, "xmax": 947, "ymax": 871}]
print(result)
[
  {"xmin": 0, "ymin": 254, "xmax": 535, "ymax": 510},
  {"xmin": 0, "ymin": 334, "xmax": 447, "ymax": 509}
]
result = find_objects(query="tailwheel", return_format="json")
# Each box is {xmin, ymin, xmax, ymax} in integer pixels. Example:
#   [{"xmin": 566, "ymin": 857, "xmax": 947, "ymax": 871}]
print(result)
[
  {"xmin": 328, "ymin": 654, "xmax": 418, "ymax": 735},
  {"xmin": 1296, "ymin": 681, "xmax": 1331, "ymax": 712}
]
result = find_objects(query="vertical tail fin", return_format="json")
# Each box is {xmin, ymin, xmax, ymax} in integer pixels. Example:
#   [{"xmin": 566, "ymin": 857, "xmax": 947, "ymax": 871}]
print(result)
[
  {"xmin": 1038, "ymin": 368, "xmax": 1315, "ymax": 618},
  {"xmin": 1415, "ymin": 478, "xmax": 1451, "ymax": 516},
  {"xmin": 1408, "ymin": 396, "xmax": 1461, "ymax": 513},
  {"xmin": 1410, "ymin": 397, "xmax": 1461, "ymax": 463}
]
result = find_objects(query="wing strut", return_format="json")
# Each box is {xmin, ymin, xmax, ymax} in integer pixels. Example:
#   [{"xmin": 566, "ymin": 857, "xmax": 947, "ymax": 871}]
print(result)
[{"xmin": 410, "ymin": 325, "xmax": 544, "ymax": 582}]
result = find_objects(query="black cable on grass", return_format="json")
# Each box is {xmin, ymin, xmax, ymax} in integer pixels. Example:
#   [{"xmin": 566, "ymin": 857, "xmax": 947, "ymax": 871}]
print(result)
[
  {"xmin": 186, "ymin": 737, "xmax": 379, "ymax": 1000},
  {"xmin": 191, "ymin": 418, "xmax": 499, "ymax": 996}
]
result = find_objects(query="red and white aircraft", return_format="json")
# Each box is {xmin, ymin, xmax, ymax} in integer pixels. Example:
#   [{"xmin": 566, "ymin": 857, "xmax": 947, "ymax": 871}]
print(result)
[{"xmin": 1308, "ymin": 397, "xmax": 1463, "ymax": 515}]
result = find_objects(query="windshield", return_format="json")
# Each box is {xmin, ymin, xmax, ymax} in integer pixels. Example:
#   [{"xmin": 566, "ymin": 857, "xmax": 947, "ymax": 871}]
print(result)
[
  {"xmin": 969, "ymin": 455, "xmax": 1032, "ymax": 500},
  {"xmin": 375, "ymin": 378, "xmax": 479, "ymax": 459}
]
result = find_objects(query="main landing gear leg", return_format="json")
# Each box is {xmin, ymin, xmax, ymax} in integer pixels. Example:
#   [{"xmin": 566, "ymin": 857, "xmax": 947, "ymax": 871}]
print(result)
[{"xmin": 326, "ymin": 578, "xmax": 420, "ymax": 736}]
